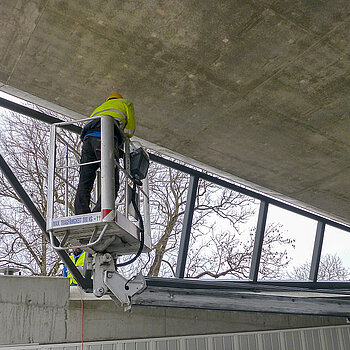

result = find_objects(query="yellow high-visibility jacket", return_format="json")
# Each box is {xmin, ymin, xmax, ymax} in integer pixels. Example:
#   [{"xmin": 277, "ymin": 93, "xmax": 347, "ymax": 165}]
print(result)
[
  {"xmin": 89, "ymin": 98, "xmax": 135, "ymax": 138},
  {"xmin": 66, "ymin": 251, "xmax": 86, "ymax": 286}
]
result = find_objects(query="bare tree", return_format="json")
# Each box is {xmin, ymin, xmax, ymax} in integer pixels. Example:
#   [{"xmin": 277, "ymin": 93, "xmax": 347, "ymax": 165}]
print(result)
[
  {"xmin": 0, "ymin": 109, "xmax": 80, "ymax": 275},
  {"xmin": 0, "ymin": 107, "xmax": 295, "ymax": 281},
  {"xmin": 121, "ymin": 159, "xmax": 294, "ymax": 280},
  {"xmin": 186, "ymin": 223, "xmax": 293, "ymax": 280},
  {"xmin": 289, "ymin": 253, "xmax": 350, "ymax": 281}
]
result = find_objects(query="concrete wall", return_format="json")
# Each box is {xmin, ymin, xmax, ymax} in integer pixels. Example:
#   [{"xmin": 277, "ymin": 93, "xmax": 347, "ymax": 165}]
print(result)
[
  {"xmin": 0, "ymin": 275, "xmax": 68, "ymax": 344},
  {"xmin": 0, "ymin": 275, "xmax": 347, "ymax": 346}
]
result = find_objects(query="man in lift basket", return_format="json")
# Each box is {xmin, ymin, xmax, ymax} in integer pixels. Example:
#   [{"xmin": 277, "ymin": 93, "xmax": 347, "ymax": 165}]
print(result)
[{"xmin": 74, "ymin": 93, "xmax": 135, "ymax": 215}]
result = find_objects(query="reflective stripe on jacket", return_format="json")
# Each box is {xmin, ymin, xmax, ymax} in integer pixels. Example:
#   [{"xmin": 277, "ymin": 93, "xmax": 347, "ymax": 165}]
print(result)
[
  {"xmin": 89, "ymin": 98, "xmax": 135, "ymax": 138},
  {"xmin": 67, "ymin": 252, "xmax": 86, "ymax": 286}
]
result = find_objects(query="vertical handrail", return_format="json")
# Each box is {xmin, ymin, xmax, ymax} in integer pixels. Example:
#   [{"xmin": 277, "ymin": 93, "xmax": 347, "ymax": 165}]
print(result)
[
  {"xmin": 142, "ymin": 174, "xmax": 151, "ymax": 239},
  {"xmin": 124, "ymin": 137, "xmax": 131, "ymax": 218},
  {"xmin": 64, "ymin": 144, "xmax": 69, "ymax": 216},
  {"xmin": 46, "ymin": 125, "xmax": 56, "ymax": 225},
  {"xmin": 95, "ymin": 169, "xmax": 101, "ymax": 205}
]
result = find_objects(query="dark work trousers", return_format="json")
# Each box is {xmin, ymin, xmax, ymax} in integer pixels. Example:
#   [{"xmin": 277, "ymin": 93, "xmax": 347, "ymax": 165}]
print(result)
[{"xmin": 74, "ymin": 137, "xmax": 119, "ymax": 214}]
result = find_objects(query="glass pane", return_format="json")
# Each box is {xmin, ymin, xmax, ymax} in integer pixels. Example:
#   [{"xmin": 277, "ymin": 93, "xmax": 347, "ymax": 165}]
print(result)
[
  {"xmin": 184, "ymin": 179, "xmax": 260, "ymax": 280},
  {"xmin": 258, "ymin": 205, "xmax": 318, "ymax": 280},
  {"xmin": 319, "ymin": 225, "xmax": 350, "ymax": 281}
]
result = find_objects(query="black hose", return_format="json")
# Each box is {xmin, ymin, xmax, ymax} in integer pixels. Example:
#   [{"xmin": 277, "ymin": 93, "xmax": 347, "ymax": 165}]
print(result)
[{"xmin": 116, "ymin": 179, "xmax": 144, "ymax": 267}]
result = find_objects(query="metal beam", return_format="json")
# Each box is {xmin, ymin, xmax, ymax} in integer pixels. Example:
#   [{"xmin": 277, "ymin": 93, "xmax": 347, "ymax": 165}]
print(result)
[
  {"xmin": 176, "ymin": 175, "xmax": 199, "ymax": 278},
  {"xmin": 249, "ymin": 200, "xmax": 269, "ymax": 282},
  {"xmin": 149, "ymin": 154, "xmax": 350, "ymax": 233},
  {"xmin": 0, "ymin": 97, "xmax": 82, "ymax": 134},
  {"xmin": 134, "ymin": 286, "xmax": 350, "ymax": 316},
  {"xmin": 309, "ymin": 221, "xmax": 326, "ymax": 282},
  {"xmin": 0, "ymin": 153, "xmax": 92, "ymax": 291},
  {"xmin": 145, "ymin": 276, "xmax": 350, "ymax": 293}
]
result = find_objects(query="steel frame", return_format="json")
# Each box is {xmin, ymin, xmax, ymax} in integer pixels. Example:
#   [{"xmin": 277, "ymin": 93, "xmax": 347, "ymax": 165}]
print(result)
[
  {"xmin": 1, "ymin": 97, "xmax": 350, "ymax": 305},
  {"xmin": 148, "ymin": 155, "xmax": 350, "ymax": 290}
]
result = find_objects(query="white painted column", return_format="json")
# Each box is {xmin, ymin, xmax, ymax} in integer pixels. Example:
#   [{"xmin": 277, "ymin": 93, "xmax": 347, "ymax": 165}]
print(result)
[{"xmin": 101, "ymin": 115, "xmax": 115, "ymax": 221}]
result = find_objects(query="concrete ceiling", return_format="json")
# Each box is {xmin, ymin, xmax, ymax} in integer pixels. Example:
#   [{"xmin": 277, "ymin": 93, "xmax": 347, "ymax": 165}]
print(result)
[{"xmin": 0, "ymin": 0, "xmax": 349, "ymax": 224}]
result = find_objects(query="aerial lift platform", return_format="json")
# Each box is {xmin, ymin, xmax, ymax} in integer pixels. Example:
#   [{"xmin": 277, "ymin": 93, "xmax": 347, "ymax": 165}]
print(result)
[{"xmin": 46, "ymin": 115, "xmax": 151, "ymax": 307}]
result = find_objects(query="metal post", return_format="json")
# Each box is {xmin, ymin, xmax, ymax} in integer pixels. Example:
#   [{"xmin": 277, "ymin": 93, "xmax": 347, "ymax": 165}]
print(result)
[
  {"xmin": 175, "ymin": 175, "xmax": 199, "ymax": 278},
  {"xmin": 46, "ymin": 125, "xmax": 56, "ymax": 224},
  {"xmin": 124, "ymin": 138, "xmax": 131, "ymax": 217},
  {"xmin": 96, "ymin": 169, "xmax": 101, "ymax": 204},
  {"xmin": 65, "ymin": 144, "xmax": 69, "ymax": 216},
  {"xmin": 249, "ymin": 200, "xmax": 269, "ymax": 282},
  {"xmin": 142, "ymin": 175, "xmax": 151, "ymax": 238},
  {"xmin": 309, "ymin": 221, "xmax": 325, "ymax": 282},
  {"xmin": 101, "ymin": 115, "xmax": 115, "ymax": 221}
]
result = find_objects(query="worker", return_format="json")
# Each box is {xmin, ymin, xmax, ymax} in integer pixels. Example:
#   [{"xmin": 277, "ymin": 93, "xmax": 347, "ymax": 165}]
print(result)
[
  {"xmin": 62, "ymin": 248, "xmax": 86, "ymax": 286},
  {"xmin": 74, "ymin": 93, "xmax": 135, "ymax": 214}
]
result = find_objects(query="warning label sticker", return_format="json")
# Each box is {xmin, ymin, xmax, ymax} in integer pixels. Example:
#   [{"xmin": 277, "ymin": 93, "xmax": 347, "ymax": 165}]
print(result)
[{"xmin": 52, "ymin": 213, "xmax": 102, "ymax": 227}]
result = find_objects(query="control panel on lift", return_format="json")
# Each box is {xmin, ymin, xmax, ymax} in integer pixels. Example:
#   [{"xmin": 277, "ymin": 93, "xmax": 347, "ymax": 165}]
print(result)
[{"xmin": 46, "ymin": 115, "xmax": 151, "ymax": 307}]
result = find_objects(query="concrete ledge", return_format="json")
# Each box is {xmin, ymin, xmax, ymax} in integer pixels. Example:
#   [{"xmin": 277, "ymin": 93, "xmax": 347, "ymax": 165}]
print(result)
[{"xmin": 0, "ymin": 276, "xmax": 348, "ymax": 345}]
